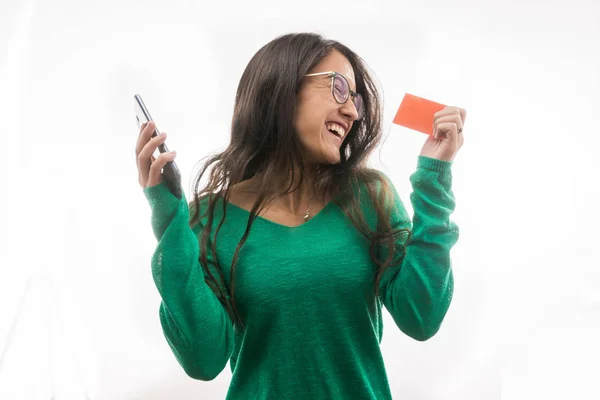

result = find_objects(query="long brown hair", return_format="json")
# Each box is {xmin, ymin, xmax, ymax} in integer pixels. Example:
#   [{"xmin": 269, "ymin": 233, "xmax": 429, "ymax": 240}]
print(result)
[{"xmin": 189, "ymin": 32, "xmax": 411, "ymax": 328}]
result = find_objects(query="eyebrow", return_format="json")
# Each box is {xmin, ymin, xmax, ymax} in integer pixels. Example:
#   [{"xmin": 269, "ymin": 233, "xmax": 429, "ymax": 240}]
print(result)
[{"xmin": 305, "ymin": 71, "xmax": 358, "ymax": 92}]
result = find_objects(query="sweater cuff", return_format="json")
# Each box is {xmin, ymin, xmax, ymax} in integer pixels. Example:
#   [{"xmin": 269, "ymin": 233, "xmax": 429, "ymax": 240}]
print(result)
[
  {"xmin": 417, "ymin": 156, "xmax": 453, "ymax": 174},
  {"xmin": 143, "ymin": 180, "xmax": 181, "ymax": 213},
  {"xmin": 143, "ymin": 181, "xmax": 185, "ymax": 241},
  {"xmin": 144, "ymin": 180, "xmax": 174, "ymax": 201}
]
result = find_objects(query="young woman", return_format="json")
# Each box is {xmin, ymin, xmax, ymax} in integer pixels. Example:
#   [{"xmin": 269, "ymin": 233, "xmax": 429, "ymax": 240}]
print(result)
[{"xmin": 135, "ymin": 32, "xmax": 466, "ymax": 399}]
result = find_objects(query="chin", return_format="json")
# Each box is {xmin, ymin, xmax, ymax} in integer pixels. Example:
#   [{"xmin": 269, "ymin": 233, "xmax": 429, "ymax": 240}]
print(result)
[
  {"xmin": 322, "ymin": 149, "xmax": 342, "ymax": 165},
  {"xmin": 302, "ymin": 141, "xmax": 342, "ymax": 165},
  {"xmin": 326, "ymin": 155, "xmax": 341, "ymax": 165}
]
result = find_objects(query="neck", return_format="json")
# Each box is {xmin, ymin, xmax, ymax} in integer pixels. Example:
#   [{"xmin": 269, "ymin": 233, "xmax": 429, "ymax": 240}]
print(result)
[
  {"xmin": 281, "ymin": 172, "xmax": 318, "ymax": 215},
  {"xmin": 254, "ymin": 165, "xmax": 320, "ymax": 215}
]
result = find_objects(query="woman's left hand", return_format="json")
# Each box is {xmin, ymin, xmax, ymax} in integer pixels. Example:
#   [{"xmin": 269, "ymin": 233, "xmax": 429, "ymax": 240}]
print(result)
[{"xmin": 419, "ymin": 106, "xmax": 467, "ymax": 162}]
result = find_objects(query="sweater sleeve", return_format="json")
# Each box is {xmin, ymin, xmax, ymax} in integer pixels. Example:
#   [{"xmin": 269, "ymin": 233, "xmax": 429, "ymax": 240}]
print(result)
[
  {"xmin": 143, "ymin": 180, "xmax": 234, "ymax": 380},
  {"xmin": 378, "ymin": 156, "xmax": 459, "ymax": 341}
]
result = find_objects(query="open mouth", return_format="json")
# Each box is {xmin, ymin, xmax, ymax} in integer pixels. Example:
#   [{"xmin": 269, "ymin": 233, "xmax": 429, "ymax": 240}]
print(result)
[{"xmin": 325, "ymin": 123, "xmax": 346, "ymax": 140}]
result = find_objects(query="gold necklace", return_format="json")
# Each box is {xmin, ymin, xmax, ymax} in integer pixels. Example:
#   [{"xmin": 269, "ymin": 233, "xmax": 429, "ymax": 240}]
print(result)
[
  {"xmin": 303, "ymin": 207, "xmax": 311, "ymax": 221},
  {"xmin": 303, "ymin": 192, "xmax": 318, "ymax": 222}
]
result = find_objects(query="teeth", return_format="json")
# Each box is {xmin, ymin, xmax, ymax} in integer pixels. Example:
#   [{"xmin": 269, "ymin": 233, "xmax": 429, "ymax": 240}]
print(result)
[{"xmin": 326, "ymin": 123, "xmax": 346, "ymax": 137}]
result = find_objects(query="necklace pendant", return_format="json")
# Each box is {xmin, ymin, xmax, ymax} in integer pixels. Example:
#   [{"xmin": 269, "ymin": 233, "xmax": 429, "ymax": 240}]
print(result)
[{"xmin": 303, "ymin": 211, "xmax": 310, "ymax": 221}]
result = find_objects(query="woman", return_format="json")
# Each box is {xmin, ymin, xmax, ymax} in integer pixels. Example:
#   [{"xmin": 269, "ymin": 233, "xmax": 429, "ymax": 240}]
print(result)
[{"xmin": 135, "ymin": 32, "xmax": 465, "ymax": 399}]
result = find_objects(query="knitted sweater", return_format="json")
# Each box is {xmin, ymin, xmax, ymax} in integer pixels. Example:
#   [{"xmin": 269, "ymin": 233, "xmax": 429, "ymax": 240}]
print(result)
[{"xmin": 143, "ymin": 156, "xmax": 459, "ymax": 399}]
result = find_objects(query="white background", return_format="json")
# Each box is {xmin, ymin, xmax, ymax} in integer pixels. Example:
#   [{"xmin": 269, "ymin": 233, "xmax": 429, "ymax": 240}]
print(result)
[{"xmin": 0, "ymin": 0, "xmax": 599, "ymax": 399}]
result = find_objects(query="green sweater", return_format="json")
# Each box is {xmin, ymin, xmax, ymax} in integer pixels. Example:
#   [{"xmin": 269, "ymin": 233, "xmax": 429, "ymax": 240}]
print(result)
[{"xmin": 143, "ymin": 156, "xmax": 458, "ymax": 399}]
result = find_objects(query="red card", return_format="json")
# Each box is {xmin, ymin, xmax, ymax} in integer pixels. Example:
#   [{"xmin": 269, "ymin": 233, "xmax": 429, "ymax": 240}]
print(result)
[{"xmin": 393, "ymin": 93, "xmax": 447, "ymax": 135}]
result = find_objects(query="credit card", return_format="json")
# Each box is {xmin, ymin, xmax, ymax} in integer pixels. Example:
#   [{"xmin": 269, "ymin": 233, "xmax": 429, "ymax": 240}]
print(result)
[{"xmin": 393, "ymin": 93, "xmax": 447, "ymax": 135}]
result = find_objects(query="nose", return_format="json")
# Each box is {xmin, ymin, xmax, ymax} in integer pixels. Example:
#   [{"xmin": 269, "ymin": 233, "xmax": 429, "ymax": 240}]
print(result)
[{"xmin": 340, "ymin": 98, "xmax": 359, "ymax": 121}]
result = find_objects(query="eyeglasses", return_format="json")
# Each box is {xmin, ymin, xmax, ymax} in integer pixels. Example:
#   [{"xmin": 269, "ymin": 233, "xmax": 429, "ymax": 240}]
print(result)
[{"xmin": 304, "ymin": 71, "xmax": 364, "ymax": 121}]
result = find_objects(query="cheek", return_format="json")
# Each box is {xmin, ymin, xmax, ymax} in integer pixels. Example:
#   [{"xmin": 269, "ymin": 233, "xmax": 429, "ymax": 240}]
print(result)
[
  {"xmin": 295, "ymin": 103, "xmax": 325, "ymax": 144},
  {"xmin": 296, "ymin": 122, "xmax": 322, "ymax": 152}
]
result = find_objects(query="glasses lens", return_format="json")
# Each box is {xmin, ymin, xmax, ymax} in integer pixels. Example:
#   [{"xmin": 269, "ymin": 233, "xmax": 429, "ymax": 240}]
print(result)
[
  {"xmin": 333, "ymin": 74, "xmax": 349, "ymax": 103},
  {"xmin": 333, "ymin": 74, "xmax": 364, "ymax": 120}
]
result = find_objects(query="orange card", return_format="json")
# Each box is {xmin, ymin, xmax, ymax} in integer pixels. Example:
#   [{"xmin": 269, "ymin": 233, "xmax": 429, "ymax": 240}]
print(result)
[{"xmin": 393, "ymin": 93, "xmax": 447, "ymax": 135}]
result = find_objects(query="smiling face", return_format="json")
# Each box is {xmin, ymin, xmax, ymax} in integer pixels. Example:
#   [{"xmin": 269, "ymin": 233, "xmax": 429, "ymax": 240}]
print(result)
[{"xmin": 294, "ymin": 50, "xmax": 360, "ymax": 165}]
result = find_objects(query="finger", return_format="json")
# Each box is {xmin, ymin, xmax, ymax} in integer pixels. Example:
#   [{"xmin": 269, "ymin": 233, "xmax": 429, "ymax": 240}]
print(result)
[
  {"xmin": 435, "ymin": 114, "xmax": 461, "ymax": 125},
  {"xmin": 434, "ymin": 106, "xmax": 459, "ymax": 120},
  {"xmin": 147, "ymin": 151, "xmax": 177, "ymax": 188},
  {"xmin": 137, "ymin": 132, "xmax": 168, "ymax": 186},
  {"xmin": 434, "ymin": 106, "xmax": 465, "ymax": 127},
  {"xmin": 135, "ymin": 121, "xmax": 157, "ymax": 157},
  {"xmin": 138, "ymin": 131, "xmax": 167, "ymax": 170},
  {"xmin": 434, "ymin": 114, "xmax": 462, "ymax": 139},
  {"xmin": 140, "ymin": 153, "xmax": 157, "ymax": 187},
  {"xmin": 138, "ymin": 122, "xmax": 146, "ymax": 136},
  {"xmin": 434, "ymin": 122, "xmax": 459, "ymax": 144},
  {"xmin": 458, "ymin": 108, "xmax": 467, "ymax": 124}
]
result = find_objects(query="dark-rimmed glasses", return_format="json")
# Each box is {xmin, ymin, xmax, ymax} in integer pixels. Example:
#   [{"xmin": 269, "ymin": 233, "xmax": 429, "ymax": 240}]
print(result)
[{"xmin": 304, "ymin": 71, "xmax": 364, "ymax": 120}]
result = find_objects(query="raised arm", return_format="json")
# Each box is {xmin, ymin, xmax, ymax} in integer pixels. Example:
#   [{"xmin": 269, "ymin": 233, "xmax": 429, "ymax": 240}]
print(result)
[{"xmin": 378, "ymin": 156, "xmax": 459, "ymax": 341}]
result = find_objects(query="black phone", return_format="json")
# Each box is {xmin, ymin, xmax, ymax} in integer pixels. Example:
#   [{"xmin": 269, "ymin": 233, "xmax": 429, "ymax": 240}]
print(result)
[{"xmin": 134, "ymin": 94, "xmax": 182, "ymax": 199}]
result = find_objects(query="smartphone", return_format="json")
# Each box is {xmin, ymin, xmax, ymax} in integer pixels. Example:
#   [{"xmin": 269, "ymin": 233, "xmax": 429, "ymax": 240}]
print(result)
[
  {"xmin": 393, "ymin": 93, "xmax": 447, "ymax": 135},
  {"xmin": 134, "ymin": 94, "xmax": 182, "ymax": 199}
]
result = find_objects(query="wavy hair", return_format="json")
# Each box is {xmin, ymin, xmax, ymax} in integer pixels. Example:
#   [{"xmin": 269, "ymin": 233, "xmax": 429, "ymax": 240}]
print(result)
[{"xmin": 189, "ymin": 32, "xmax": 410, "ymax": 328}]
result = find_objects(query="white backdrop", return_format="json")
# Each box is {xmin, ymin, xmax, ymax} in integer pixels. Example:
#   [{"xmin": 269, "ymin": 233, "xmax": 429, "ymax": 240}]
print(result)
[{"xmin": 0, "ymin": 0, "xmax": 599, "ymax": 399}]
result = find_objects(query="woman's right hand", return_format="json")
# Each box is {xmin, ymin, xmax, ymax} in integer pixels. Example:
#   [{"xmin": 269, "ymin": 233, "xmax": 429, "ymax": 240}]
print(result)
[{"xmin": 136, "ymin": 121, "xmax": 177, "ymax": 189}]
